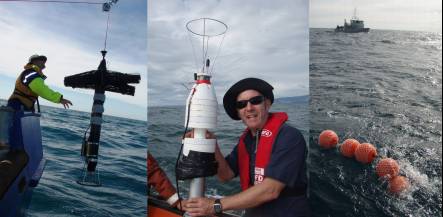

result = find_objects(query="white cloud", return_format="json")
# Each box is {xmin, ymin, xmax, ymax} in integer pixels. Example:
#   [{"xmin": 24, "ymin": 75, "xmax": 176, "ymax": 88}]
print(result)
[
  {"xmin": 148, "ymin": 0, "xmax": 309, "ymax": 106},
  {"xmin": 0, "ymin": 1, "xmax": 147, "ymax": 113}
]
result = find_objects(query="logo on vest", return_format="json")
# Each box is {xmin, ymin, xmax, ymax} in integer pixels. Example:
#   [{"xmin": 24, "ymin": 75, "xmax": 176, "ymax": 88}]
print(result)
[
  {"xmin": 261, "ymin": 129, "xmax": 272, "ymax": 137},
  {"xmin": 254, "ymin": 167, "xmax": 265, "ymax": 185}
]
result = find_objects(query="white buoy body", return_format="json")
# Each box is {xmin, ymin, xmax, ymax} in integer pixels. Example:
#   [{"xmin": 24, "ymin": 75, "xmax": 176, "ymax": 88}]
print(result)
[{"xmin": 185, "ymin": 75, "xmax": 218, "ymax": 130}]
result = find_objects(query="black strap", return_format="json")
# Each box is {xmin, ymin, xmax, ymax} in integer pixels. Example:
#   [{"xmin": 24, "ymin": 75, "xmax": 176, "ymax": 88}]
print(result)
[{"xmin": 36, "ymin": 99, "xmax": 40, "ymax": 113}]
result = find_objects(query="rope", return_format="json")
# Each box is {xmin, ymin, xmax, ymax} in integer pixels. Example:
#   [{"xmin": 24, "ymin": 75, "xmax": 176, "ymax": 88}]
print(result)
[{"xmin": 0, "ymin": 0, "xmax": 104, "ymax": 4}]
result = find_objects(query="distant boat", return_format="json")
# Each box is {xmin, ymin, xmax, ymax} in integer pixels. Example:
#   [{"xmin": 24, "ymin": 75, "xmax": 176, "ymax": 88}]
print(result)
[{"xmin": 335, "ymin": 8, "xmax": 370, "ymax": 33}]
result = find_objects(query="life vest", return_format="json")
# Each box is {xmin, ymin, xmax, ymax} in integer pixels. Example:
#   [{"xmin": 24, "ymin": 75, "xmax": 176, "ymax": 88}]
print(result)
[
  {"xmin": 147, "ymin": 152, "xmax": 177, "ymax": 203},
  {"xmin": 8, "ymin": 64, "xmax": 46, "ymax": 110},
  {"xmin": 238, "ymin": 112, "xmax": 288, "ymax": 190}
]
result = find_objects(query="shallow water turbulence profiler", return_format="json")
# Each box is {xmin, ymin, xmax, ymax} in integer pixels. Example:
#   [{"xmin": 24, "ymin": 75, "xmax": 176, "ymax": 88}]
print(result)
[{"xmin": 64, "ymin": 51, "xmax": 140, "ymax": 187}]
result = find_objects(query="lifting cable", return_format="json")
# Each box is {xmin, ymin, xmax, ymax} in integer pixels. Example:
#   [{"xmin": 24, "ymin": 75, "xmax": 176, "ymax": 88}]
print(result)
[
  {"xmin": 103, "ymin": 11, "xmax": 111, "ymax": 51},
  {"xmin": 0, "ymin": 0, "xmax": 103, "ymax": 4}
]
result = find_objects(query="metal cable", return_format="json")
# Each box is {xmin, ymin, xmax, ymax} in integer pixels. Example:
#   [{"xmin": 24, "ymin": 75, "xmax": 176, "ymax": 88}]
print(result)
[
  {"xmin": 103, "ymin": 11, "xmax": 111, "ymax": 51},
  {"xmin": 187, "ymin": 30, "xmax": 200, "ymax": 73},
  {"xmin": 209, "ymin": 31, "xmax": 227, "ymax": 75},
  {"xmin": 0, "ymin": 0, "xmax": 104, "ymax": 4},
  {"xmin": 202, "ymin": 19, "xmax": 206, "ymax": 67},
  {"xmin": 203, "ymin": 36, "xmax": 210, "ymax": 72}
]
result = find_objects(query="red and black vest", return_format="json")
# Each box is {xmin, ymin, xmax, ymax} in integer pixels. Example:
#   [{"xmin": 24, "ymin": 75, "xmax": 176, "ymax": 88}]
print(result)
[{"xmin": 237, "ymin": 112, "xmax": 288, "ymax": 190}]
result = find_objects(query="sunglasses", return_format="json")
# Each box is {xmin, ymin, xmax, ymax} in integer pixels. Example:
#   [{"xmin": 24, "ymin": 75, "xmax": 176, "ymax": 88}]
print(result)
[{"xmin": 236, "ymin": 95, "xmax": 265, "ymax": 109}]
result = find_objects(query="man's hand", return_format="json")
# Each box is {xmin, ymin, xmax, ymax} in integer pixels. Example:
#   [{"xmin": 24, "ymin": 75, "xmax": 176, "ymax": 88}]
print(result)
[
  {"xmin": 60, "ymin": 98, "xmax": 73, "ymax": 109},
  {"xmin": 175, "ymin": 199, "xmax": 188, "ymax": 211},
  {"xmin": 183, "ymin": 197, "xmax": 216, "ymax": 217}
]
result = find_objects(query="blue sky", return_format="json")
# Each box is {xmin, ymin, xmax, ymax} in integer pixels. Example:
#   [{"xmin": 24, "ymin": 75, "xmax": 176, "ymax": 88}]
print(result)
[
  {"xmin": 310, "ymin": 0, "xmax": 442, "ymax": 33},
  {"xmin": 148, "ymin": 0, "xmax": 309, "ymax": 106},
  {"xmin": 0, "ymin": 0, "xmax": 147, "ymax": 120}
]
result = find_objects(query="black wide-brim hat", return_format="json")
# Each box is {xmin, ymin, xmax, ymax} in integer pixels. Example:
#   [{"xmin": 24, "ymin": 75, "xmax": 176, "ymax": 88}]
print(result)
[{"xmin": 223, "ymin": 77, "xmax": 274, "ymax": 120}]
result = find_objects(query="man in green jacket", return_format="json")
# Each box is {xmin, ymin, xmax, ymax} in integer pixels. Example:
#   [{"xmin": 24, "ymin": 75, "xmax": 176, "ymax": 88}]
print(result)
[{"xmin": 7, "ymin": 54, "xmax": 72, "ymax": 111}]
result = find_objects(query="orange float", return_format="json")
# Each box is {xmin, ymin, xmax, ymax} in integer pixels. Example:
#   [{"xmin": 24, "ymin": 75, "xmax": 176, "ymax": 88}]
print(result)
[
  {"xmin": 340, "ymin": 139, "xmax": 360, "ymax": 158},
  {"xmin": 376, "ymin": 158, "xmax": 400, "ymax": 179},
  {"xmin": 388, "ymin": 175, "xmax": 409, "ymax": 194},
  {"xmin": 318, "ymin": 130, "xmax": 339, "ymax": 149},
  {"xmin": 354, "ymin": 143, "xmax": 377, "ymax": 164}
]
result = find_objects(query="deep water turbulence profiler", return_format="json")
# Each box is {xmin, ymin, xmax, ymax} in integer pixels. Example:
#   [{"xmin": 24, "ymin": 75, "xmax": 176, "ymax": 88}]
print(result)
[
  {"xmin": 64, "ymin": 50, "xmax": 140, "ymax": 186},
  {"xmin": 175, "ymin": 18, "xmax": 228, "ymax": 210}
]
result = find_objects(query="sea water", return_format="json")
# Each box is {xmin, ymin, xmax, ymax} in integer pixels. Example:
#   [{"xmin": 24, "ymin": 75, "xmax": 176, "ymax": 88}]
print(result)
[
  {"xmin": 309, "ymin": 29, "xmax": 442, "ymax": 216},
  {"xmin": 0, "ymin": 102, "xmax": 148, "ymax": 217}
]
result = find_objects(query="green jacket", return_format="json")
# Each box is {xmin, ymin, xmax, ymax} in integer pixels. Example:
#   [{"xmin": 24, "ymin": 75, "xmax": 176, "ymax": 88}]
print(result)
[{"xmin": 28, "ymin": 77, "xmax": 62, "ymax": 103}]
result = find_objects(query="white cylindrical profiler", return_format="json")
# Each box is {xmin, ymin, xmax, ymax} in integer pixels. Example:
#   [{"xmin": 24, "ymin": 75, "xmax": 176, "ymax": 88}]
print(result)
[
  {"xmin": 188, "ymin": 129, "xmax": 207, "ymax": 198},
  {"xmin": 189, "ymin": 178, "xmax": 205, "ymax": 198}
]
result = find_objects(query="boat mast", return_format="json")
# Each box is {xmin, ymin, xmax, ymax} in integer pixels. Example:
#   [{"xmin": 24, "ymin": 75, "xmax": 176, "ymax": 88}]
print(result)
[{"xmin": 352, "ymin": 8, "xmax": 358, "ymax": 20}]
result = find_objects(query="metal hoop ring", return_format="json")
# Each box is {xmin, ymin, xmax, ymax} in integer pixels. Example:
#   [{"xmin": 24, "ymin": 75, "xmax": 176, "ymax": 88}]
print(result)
[{"xmin": 186, "ymin": 18, "xmax": 228, "ymax": 37}]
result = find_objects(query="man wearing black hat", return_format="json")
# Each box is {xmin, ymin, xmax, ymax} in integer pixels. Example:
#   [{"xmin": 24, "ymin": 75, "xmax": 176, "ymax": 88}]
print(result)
[
  {"xmin": 185, "ymin": 78, "xmax": 310, "ymax": 217},
  {"xmin": 8, "ymin": 54, "xmax": 72, "ymax": 111}
]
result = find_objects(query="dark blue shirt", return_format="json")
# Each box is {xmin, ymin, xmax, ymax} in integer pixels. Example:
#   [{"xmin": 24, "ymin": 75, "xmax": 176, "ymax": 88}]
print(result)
[{"xmin": 226, "ymin": 124, "xmax": 311, "ymax": 217}]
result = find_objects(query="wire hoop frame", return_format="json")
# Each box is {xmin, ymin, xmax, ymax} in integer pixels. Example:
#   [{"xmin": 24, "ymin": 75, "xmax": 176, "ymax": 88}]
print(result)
[{"xmin": 186, "ymin": 18, "xmax": 228, "ymax": 37}]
